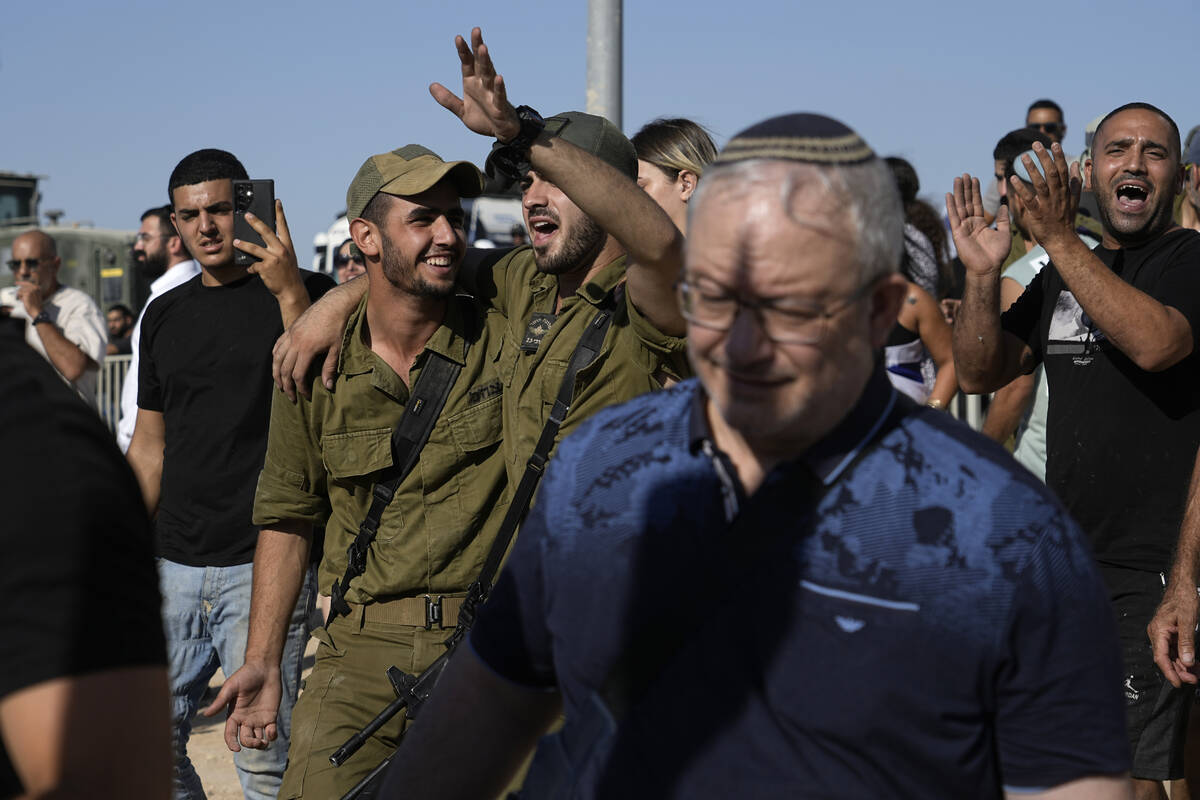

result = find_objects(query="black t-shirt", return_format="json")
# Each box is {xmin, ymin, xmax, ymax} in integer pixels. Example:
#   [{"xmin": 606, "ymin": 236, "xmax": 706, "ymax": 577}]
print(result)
[
  {"xmin": 138, "ymin": 270, "xmax": 333, "ymax": 567},
  {"xmin": 1001, "ymin": 228, "xmax": 1200, "ymax": 572},
  {"xmin": 0, "ymin": 338, "xmax": 166, "ymax": 798}
]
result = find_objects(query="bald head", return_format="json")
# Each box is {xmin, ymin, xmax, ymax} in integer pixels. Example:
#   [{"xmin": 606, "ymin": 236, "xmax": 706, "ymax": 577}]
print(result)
[
  {"xmin": 10, "ymin": 230, "xmax": 61, "ymax": 293},
  {"xmin": 13, "ymin": 230, "xmax": 57, "ymax": 258}
]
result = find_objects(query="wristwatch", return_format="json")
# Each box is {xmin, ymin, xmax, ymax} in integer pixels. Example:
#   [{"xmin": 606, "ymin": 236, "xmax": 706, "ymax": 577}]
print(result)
[
  {"xmin": 486, "ymin": 106, "xmax": 547, "ymax": 182},
  {"xmin": 31, "ymin": 310, "xmax": 52, "ymax": 326}
]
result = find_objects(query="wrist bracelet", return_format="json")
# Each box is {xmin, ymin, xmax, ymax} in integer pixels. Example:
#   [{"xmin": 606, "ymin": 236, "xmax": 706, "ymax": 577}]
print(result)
[
  {"xmin": 926, "ymin": 398, "xmax": 944, "ymax": 410},
  {"xmin": 31, "ymin": 310, "xmax": 52, "ymax": 326}
]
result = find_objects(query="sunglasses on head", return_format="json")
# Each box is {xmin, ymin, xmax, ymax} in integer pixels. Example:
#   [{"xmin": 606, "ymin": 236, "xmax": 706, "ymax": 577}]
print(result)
[{"xmin": 1028, "ymin": 122, "xmax": 1064, "ymax": 136}]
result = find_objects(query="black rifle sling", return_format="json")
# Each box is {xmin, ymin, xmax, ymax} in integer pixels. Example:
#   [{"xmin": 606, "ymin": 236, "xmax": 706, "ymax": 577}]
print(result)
[
  {"xmin": 450, "ymin": 287, "xmax": 622, "ymax": 643},
  {"xmin": 327, "ymin": 352, "xmax": 463, "ymax": 625}
]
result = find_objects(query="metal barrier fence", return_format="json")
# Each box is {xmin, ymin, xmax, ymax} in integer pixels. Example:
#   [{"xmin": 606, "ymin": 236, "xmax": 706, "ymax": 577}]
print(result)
[
  {"xmin": 951, "ymin": 391, "xmax": 987, "ymax": 430},
  {"xmin": 92, "ymin": 353, "xmax": 990, "ymax": 438},
  {"xmin": 97, "ymin": 354, "xmax": 131, "ymax": 436}
]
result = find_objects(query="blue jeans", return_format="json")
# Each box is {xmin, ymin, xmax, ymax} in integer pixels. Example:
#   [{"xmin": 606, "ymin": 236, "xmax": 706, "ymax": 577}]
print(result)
[{"xmin": 158, "ymin": 558, "xmax": 315, "ymax": 800}]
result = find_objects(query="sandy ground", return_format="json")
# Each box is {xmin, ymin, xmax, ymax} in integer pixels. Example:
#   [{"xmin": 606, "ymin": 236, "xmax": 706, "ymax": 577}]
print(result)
[{"xmin": 189, "ymin": 636, "xmax": 319, "ymax": 799}]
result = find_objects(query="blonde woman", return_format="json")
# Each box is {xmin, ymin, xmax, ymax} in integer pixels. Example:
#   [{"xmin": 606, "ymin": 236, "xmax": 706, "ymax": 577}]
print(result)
[{"xmin": 632, "ymin": 117, "xmax": 717, "ymax": 234}]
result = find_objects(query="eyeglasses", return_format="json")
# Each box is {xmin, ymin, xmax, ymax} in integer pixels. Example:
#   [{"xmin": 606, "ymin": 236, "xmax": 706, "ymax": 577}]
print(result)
[
  {"xmin": 1028, "ymin": 122, "xmax": 1064, "ymax": 136},
  {"xmin": 677, "ymin": 277, "xmax": 875, "ymax": 344},
  {"xmin": 134, "ymin": 232, "xmax": 173, "ymax": 243},
  {"xmin": 7, "ymin": 258, "xmax": 45, "ymax": 271}
]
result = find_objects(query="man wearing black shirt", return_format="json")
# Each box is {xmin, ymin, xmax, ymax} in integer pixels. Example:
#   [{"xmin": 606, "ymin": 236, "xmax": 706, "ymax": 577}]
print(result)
[
  {"xmin": 952, "ymin": 103, "xmax": 1200, "ymax": 797},
  {"xmin": 126, "ymin": 149, "xmax": 334, "ymax": 799}
]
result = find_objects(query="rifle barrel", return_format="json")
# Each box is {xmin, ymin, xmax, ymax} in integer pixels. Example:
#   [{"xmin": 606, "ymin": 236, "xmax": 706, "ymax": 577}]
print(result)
[{"xmin": 330, "ymin": 694, "xmax": 410, "ymax": 766}]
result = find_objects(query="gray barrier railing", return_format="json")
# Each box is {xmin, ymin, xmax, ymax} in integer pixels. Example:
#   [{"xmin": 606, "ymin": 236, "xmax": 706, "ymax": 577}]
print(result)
[
  {"xmin": 97, "ymin": 354, "xmax": 131, "ymax": 436},
  {"xmin": 92, "ymin": 353, "xmax": 990, "ymax": 438},
  {"xmin": 951, "ymin": 392, "xmax": 987, "ymax": 430}
]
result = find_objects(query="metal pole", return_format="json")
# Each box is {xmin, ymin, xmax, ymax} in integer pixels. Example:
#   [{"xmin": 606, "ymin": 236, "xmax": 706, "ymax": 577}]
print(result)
[{"xmin": 587, "ymin": 0, "xmax": 622, "ymax": 129}]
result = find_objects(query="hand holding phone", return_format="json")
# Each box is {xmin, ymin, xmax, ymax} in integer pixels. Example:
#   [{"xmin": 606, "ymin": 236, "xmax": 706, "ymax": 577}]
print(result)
[
  {"xmin": 233, "ymin": 179, "xmax": 276, "ymax": 267},
  {"xmin": 234, "ymin": 195, "xmax": 304, "ymax": 305}
]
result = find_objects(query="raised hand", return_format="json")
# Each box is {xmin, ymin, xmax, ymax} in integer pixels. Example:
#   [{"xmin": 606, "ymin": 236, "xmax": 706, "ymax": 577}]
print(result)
[
  {"xmin": 429, "ymin": 27, "xmax": 521, "ymax": 142},
  {"xmin": 1008, "ymin": 142, "xmax": 1081, "ymax": 249},
  {"xmin": 945, "ymin": 174, "xmax": 1012, "ymax": 276}
]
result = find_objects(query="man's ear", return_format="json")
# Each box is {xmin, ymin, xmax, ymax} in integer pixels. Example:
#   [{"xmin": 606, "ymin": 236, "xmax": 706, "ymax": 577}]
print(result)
[
  {"xmin": 678, "ymin": 170, "xmax": 699, "ymax": 203},
  {"xmin": 350, "ymin": 218, "xmax": 380, "ymax": 258},
  {"xmin": 167, "ymin": 235, "xmax": 186, "ymax": 259},
  {"xmin": 1083, "ymin": 158, "xmax": 1093, "ymax": 191},
  {"xmin": 868, "ymin": 273, "xmax": 908, "ymax": 349}
]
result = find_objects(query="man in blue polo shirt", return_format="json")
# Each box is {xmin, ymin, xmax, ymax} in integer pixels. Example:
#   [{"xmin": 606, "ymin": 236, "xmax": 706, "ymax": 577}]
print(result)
[{"xmin": 378, "ymin": 114, "xmax": 1133, "ymax": 799}]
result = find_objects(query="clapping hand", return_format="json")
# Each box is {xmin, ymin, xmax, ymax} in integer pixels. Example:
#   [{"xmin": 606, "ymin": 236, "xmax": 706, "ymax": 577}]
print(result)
[{"xmin": 946, "ymin": 175, "xmax": 1012, "ymax": 277}]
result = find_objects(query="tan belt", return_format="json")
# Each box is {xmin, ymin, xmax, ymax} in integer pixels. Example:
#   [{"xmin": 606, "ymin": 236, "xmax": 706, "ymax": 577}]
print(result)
[{"xmin": 347, "ymin": 593, "xmax": 466, "ymax": 629}]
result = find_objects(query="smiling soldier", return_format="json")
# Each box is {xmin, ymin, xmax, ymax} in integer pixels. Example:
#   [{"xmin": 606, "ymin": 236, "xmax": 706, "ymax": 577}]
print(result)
[
  {"xmin": 202, "ymin": 146, "xmax": 518, "ymax": 799},
  {"xmin": 953, "ymin": 102, "xmax": 1200, "ymax": 797},
  {"xmin": 274, "ymin": 28, "xmax": 689, "ymax": 486}
]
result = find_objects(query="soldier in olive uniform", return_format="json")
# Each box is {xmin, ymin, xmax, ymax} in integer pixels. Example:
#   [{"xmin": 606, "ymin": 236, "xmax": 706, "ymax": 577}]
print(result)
[
  {"xmin": 203, "ymin": 147, "xmax": 510, "ymax": 798},
  {"xmin": 274, "ymin": 27, "xmax": 690, "ymax": 477}
]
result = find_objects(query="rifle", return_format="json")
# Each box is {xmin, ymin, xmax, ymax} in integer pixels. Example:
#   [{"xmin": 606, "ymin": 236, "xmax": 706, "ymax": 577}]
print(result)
[{"xmin": 333, "ymin": 623, "xmax": 468, "ymax": 800}]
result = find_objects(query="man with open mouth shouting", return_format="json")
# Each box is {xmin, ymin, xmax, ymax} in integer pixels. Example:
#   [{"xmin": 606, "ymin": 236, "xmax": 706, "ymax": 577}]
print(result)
[
  {"xmin": 953, "ymin": 102, "xmax": 1200, "ymax": 797},
  {"xmin": 274, "ymin": 27, "xmax": 689, "ymax": 489}
]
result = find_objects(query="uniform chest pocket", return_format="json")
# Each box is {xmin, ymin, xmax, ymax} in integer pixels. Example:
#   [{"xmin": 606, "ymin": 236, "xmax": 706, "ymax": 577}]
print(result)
[
  {"xmin": 447, "ymin": 394, "xmax": 503, "ymax": 453},
  {"xmin": 321, "ymin": 426, "xmax": 394, "ymax": 479}
]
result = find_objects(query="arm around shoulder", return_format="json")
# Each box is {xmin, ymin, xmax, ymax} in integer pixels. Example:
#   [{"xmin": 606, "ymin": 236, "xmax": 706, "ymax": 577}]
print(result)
[{"xmin": 273, "ymin": 275, "xmax": 365, "ymax": 401}]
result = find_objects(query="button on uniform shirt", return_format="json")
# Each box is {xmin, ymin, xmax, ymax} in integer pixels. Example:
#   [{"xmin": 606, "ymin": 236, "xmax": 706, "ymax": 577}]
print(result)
[
  {"xmin": 472, "ymin": 247, "xmax": 689, "ymax": 480},
  {"xmin": 253, "ymin": 293, "xmax": 509, "ymax": 603}
]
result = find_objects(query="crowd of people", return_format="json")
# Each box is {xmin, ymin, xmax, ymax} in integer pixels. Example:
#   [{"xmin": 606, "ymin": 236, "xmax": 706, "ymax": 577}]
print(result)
[{"xmin": 4, "ymin": 24, "xmax": 1200, "ymax": 800}]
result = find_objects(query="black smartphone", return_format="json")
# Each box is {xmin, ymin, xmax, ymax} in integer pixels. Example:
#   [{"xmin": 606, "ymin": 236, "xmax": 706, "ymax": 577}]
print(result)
[{"xmin": 232, "ymin": 179, "xmax": 275, "ymax": 266}]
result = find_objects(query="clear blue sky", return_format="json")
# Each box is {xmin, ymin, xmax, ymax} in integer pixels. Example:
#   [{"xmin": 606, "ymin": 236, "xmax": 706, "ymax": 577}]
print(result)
[{"xmin": 4, "ymin": 0, "xmax": 1197, "ymax": 255}]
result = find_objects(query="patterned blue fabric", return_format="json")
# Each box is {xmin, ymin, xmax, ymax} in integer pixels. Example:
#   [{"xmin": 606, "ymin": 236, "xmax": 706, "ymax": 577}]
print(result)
[{"xmin": 472, "ymin": 371, "xmax": 1130, "ymax": 798}]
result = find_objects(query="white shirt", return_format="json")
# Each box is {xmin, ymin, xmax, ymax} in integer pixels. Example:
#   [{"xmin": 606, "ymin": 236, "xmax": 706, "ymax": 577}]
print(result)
[
  {"xmin": 117, "ymin": 259, "xmax": 201, "ymax": 451},
  {"xmin": 7, "ymin": 284, "xmax": 106, "ymax": 408}
]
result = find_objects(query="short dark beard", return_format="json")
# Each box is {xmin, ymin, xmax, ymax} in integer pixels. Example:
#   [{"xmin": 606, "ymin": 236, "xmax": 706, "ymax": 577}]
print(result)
[
  {"xmin": 137, "ymin": 249, "xmax": 169, "ymax": 278},
  {"xmin": 532, "ymin": 212, "xmax": 606, "ymax": 275},
  {"xmin": 1093, "ymin": 175, "xmax": 1177, "ymax": 247},
  {"xmin": 379, "ymin": 228, "xmax": 455, "ymax": 299}
]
